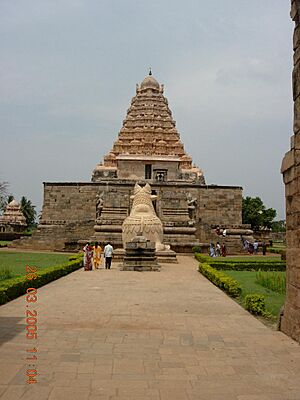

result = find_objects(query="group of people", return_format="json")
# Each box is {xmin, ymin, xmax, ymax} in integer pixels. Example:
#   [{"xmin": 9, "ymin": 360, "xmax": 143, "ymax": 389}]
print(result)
[
  {"xmin": 82, "ymin": 241, "xmax": 114, "ymax": 271},
  {"xmin": 209, "ymin": 241, "xmax": 226, "ymax": 258},
  {"xmin": 242, "ymin": 238, "xmax": 267, "ymax": 255},
  {"xmin": 242, "ymin": 237, "xmax": 267, "ymax": 256}
]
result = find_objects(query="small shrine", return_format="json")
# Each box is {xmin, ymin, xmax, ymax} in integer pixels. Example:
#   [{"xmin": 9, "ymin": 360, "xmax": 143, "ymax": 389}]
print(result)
[{"xmin": 0, "ymin": 200, "xmax": 27, "ymax": 233}]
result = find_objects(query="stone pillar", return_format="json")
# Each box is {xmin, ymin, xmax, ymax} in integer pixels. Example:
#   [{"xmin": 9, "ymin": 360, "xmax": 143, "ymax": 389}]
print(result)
[{"xmin": 280, "ymin": 0, "xmax": 300, "ymax": 343}]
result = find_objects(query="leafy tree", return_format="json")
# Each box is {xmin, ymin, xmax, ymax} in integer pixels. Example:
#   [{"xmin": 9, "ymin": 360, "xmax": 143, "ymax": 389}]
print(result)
[
  {"xmin": 20, "ymin": 196, "xmax": 36, "ymax": 227},
  {"xmin": 271, "ymin": 220, "xmax": 286, "ymax": 232},
  {"xmin": 242, "ymin": 196, "xmax": 276, "ymax": 231}
]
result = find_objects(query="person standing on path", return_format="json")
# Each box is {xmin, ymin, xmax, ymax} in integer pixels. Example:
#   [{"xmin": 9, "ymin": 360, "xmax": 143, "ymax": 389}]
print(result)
[
  {"xmin": 221, "ymin": 243, "xmax": 227, "ymax": 257},
  {"xmin": 262, "ymin": 241, "xmax": 267, "ymax": 256},
  {"xmin": 253, "ymin": 240, "xmax": 259, "ymax": 255},
  {"xmin": 83, "ymin": 242, "xmax": 93, "ymax": 271},
  {"xmin": 209, "ymin": 243, "xmax": 216, "ymax": 258},
  {"xmin": 103, "ymin": 242, "xmax": 113, "ymax": 269},
  {"xmin": 216, "ymin": 242, "xmax": 221, "ymax": 257},
  {"xmin": 93, "ymin": 242, "xmax": 102, "ymax": 269}
]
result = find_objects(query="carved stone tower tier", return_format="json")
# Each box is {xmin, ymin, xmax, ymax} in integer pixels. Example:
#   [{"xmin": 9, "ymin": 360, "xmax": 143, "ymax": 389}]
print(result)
[{"xmin": 92, "ymin": 73, "xmax": 205, "ymax": 184}]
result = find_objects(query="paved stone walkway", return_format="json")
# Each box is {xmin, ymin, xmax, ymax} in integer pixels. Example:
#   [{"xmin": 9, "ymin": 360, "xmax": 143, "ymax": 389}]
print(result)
[{"xmin": 0, "ymin": 256, "xmax": 299, "ymax": 400}]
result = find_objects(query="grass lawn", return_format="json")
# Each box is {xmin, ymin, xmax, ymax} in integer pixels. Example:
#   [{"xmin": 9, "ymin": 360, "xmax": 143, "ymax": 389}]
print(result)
[
  {"xmin": 224, "ymin": 270, "xmax": 285, "ymax": 318},
  {"xmin": 0, "ymin": 251, "xmax": 71, "ymax": 279},
  {"xmin": 225, "ymin": 255, "xmax": 281, "ymax": 262}
]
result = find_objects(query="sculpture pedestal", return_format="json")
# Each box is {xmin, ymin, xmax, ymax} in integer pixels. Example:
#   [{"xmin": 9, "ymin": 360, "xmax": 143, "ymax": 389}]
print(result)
[
  {"xmin": 114, "ymin": 246, "xmax": 178, "ymax": 264},
  {"xmin": 120, "ymin": 236, "xmax": 160, "ymax": 271}
]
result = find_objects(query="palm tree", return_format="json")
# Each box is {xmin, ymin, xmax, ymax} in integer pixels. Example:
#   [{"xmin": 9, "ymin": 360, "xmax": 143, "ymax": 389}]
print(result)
[{"xmin": 20, "ymin": 196, "xmax": 36, "ymax": 227}]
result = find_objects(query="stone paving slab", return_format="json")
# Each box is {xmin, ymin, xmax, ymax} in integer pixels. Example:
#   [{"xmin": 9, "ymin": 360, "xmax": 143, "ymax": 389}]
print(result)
[{"xmin": 0, "ymin": 255, "xmax": 300, "ymax": 400}]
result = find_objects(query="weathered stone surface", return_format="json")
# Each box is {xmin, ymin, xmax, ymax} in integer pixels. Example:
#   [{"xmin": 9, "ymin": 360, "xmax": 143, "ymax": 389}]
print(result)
[
  {"xmin": 121, "ymin": 235, "xmax": 160, "ymax": 271},
  {"xmin": 14, "ymin": 180, "xmax": 246, "ymax": 253},
  {"xmin": 280, "ymin": 0, "xmax": 300, "ymax": 344}
]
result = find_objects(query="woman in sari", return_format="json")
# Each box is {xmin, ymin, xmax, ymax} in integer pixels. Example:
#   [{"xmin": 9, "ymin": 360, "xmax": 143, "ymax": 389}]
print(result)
[
  {"xmin": 83, "ymin": 242, "xmax": 93, "ymax": 271},
  {"xmin": 221, "ymin": 243, "xmax": 227, "ymax": 257},
  {"xmin": 209, "ymin": 243, "xmax": 216, "ymax": 258},
  {"xmin": 93, "ymin": 241, "xmax": 102, "ymax": 269}
]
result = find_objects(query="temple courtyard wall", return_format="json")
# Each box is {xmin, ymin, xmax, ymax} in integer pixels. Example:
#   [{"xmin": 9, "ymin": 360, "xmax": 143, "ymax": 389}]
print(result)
[{"xmin": 14, "ymin": 181, "xmax": 243, "ymax": 252}]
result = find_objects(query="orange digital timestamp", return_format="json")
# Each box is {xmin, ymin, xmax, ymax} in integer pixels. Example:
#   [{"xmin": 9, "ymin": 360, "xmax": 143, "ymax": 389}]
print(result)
[{"xmin": 25, "ymin": 265, "xmax": 38, "ymax": 384}]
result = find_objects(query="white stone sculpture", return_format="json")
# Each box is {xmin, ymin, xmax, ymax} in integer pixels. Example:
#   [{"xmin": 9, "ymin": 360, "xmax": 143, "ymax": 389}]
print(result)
[{"xmin": 122, "ymin": 183, "xmax": 166, "ymax": 251}]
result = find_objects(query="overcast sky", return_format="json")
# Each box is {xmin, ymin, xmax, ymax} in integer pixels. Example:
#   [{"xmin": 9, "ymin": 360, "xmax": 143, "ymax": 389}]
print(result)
[{"xmin": 0, "ymin": 0, "xmax": 293, "ymax": 220}]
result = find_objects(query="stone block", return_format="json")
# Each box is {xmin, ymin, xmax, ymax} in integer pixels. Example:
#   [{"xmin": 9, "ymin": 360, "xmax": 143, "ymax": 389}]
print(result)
[
  {"xmin": 293, "ymin": 133, "xmax": 300, "ymax": 149},
  {"xmin": 291, "ymin": 0, "xmax": 298, "ymax": 22},
  {"xmin": 286, "ymin": 247, "xmax": 300, "ymax": 265},
  {"xmin": 281, "ymin": 150, "xmax": 295, "ymax": 174},
  {"xmin": 284, "ymin": 178, "xmax": 298, "ymax": 197}
]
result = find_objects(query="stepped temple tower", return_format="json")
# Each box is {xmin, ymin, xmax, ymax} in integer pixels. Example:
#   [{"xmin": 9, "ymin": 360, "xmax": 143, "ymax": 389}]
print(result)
[
  {"xmin": 0, "ymin": 200, "xmax": 27, "ymax": 233},
  {"xmin": 15, "ymin": 73, "xmax": 251, "ymax": 253},
  {"xmin": 92, "ymin": 72, "xmax": 205, "ymax": 184}
]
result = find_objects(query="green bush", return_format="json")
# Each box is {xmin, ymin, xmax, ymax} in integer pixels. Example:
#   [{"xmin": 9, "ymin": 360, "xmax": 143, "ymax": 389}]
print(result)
[
  {"xmin": 245, "ymin": 294, "xmax": 266, "ymax": 315},
  {"xmin": 209, "ymin": 262, "xmax": 285, "ymax": 271},
  {"xmin": 69, "ymin": 253, "xmax": 84, "ymax": 261},
  {"xmin": 194, "ymin": 252, "xmax": 285, "ymax": 271},
  {"xmin": 268, "ymin": 248, "xmax": 282, "ymax": 254},
  {"xmin": 194, "ymin": 253, "xmax": 211, "ymax": 263},
  {"xmin": 198, "ymin": 263, "xmax": 241, "ymax": 297},
  {"xmin": 192, "ymin": 246, "xmax": 202, "ymax": 253},
  {"xmin": 0, "ymin": 258, "xmax": 83, "ymax": 305}
]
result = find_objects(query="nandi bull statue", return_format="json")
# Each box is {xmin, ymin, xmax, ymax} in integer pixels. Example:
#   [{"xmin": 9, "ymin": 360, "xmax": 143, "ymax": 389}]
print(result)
[{"xmin": 122, "ymin": 183, "xmax": 169, "ymax": 251}]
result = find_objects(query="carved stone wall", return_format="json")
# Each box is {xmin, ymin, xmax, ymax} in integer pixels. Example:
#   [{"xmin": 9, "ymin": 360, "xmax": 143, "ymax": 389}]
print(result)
[
  {"xmin": 15, "ymin": 181, "xmax": 243, "ymax": 252},
  {"xmin": 280, "ymin": 0, "xmax": 300, "ymax": 343},
  {"xmin": 40, "ymin": 183, "xmax": 98, "ymax": 223}
]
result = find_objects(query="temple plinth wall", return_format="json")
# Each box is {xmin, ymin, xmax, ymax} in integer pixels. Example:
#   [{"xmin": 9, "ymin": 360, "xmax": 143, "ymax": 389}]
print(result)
[{"xmin": 14, "ymin": 181, "xmax": 243, "ymax": 252}]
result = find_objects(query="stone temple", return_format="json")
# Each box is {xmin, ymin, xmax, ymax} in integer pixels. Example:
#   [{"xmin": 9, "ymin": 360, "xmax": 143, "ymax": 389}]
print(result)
[
  {"xmin": 16, "ymin": 73, "xmax": 252, "ymax": 253},
  {"xmin": 0, "ymin": 200, "xmax": 27, "ymax": 233}
]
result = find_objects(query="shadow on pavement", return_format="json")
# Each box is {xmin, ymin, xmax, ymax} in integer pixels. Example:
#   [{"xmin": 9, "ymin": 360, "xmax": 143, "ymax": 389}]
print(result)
[{"xmin": 0, "ymin": 316, "xmax": 25, "ymax": 346}]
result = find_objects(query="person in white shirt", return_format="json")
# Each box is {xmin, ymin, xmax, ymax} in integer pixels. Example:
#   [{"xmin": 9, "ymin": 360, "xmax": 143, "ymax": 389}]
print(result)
[
  {"xmin": 216, "ymin": 242, "xmax": 221, "ymax": 257},
  {"xmin": 253, "ymin": 240, "xmax": 259, "ymax": 254},
  {"xmin": 103, "ymin": 242, "xmax": 113, "ymax": 269}
]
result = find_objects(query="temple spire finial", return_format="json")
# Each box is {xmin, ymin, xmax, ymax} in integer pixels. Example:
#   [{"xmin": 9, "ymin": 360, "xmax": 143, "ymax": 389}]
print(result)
[{"xmin": 149, "ymin": 67, "xmax": 152, "ymax": 76}]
